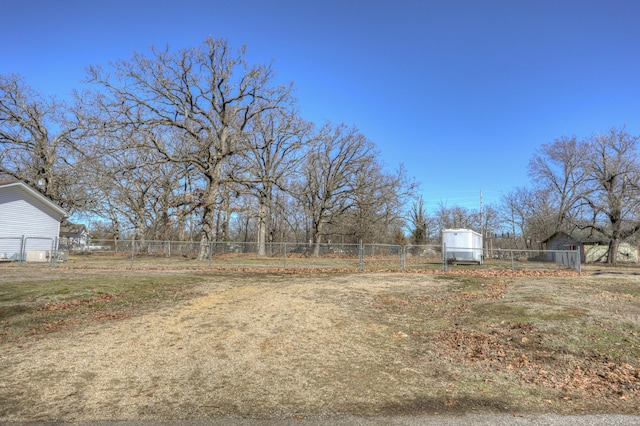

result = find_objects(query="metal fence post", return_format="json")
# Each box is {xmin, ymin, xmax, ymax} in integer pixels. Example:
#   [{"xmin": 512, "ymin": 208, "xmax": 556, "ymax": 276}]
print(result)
[
  {"xmin": 130, "ymin": 239, "xmax": 135, "ymax": 268},
  {"xmin": 576, "ymin": 247, "xmax": 581, "ymax": 274},
  {"xmin": 400, "ymin": 245, "xmax": 405, "ymax": 271},
  {"xmin": 19, "ymin": 235, "xmax": 25, "ymax": 267},
  {"xmin": 283, "ymin": 242, "xmax": 287, "ymax": 269},
  {"xmin": 511, "ymin": 250, "xmax": 515, "ymax": 271},
  {"xmin": 51, "ymin": 237, "xmax": 58, "ymax": 268},
  {"xmin": 442, "ymin": 243, "xmax": 447, "ymax": 272},
  {"xmin": 359, "ymin": 240, "xmax": 364, "ymax": 272}
]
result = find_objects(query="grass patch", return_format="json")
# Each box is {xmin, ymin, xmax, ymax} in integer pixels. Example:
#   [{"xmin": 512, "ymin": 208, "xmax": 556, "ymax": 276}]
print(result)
[
  {"xmin": 366, "ymin": 272, "xmax": 640, "ymax": 413},
  {"xmin": 0, "ymin": 272, "xmax": 207, "ymax": 340},
  {"xmin": 542, "ymin": 320, "xmax": 640, "ymax": 361}
]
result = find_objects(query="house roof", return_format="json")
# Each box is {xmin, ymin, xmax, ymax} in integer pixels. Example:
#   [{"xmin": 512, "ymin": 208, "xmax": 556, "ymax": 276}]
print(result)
[
  {"xmin": 545, "ymin": 230, "xmax": 610, "ymax": 245},
  {"xmin": 0, "ymin": 180, "xmax": 69, "ymax": 219},
  {"xmin": 60, "ymin": 219, "xmax": 87, "ymax": 235}
]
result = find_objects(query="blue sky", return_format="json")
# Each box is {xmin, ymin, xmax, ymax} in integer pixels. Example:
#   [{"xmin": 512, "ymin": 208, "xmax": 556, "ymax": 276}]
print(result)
[{"xmin": 2, "ymin": 0, "xmax": 640, "ymax": 212}]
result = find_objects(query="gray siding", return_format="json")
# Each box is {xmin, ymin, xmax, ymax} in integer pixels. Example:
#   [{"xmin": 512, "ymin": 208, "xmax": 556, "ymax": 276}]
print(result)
[{"xmin": 545, "ymin": 233, "xmax": 585, "ymax": 263}]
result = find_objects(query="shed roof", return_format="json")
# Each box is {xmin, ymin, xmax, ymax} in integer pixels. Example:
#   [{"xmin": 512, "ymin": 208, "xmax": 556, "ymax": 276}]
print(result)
[{"xmin": 545, "ymin": 230, "xmax": 611, "ymax": 245}]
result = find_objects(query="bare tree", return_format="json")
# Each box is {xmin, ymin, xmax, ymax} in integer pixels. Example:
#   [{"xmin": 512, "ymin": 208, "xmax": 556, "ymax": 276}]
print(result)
[
  {"xmin": 578, "ymin": 127, "xmax": 640, "ymax": 264},
  {"xmin": 296, "ymin": 123, "xmax": 376, "ymax": 254},
  {"xmin": 86, "ymin": 37, "xmax": 292, "ymax": 258},
  {"xmin": 408, "ymin": 195, "xmax": 431, "ymax": 249},
  {"xmin": 479, "ymin": 204, "xmax": 500, "ymax": 245},
  {"xmin": 0, "ymin": 73, "xmax": 88, "ymax": 211},
  {"xmin": 81, "ymin": 130, "xmax": 187, "ymax": 241},
  {"xmin": 527, "ymin": 127, "xmax": 640, "ymax": 263},
  {"xmin": 499, "ymin": 187, "xmax": 540, "ymax": 248},
  {"xmin": 229, "ymin": 194, "xmax": 259, "ymax": 243},
  {"xmin": 499, "ymin": 187, "xmax": 558, "ymax": 249},
  {"xmin": 270, "ymin": 191, "xmax": 308, "ymax": 243},
  {"xmin": 500, "ymin": 187, "xmax": 530, "ymax": 245},
  {"xmin": 528, "ymin": 136, "xmax": 588, "ymax": 234},
  {"xmin": 341, "ymin": 163, "xmax": 414, "ymax": 244},
  {"xmin": 435, "ymin": 203, "xmax": 476, "ymax": 231},
  {"xmin": 232, "ymin": 109, "xmax": 311, "ymax": 255}
]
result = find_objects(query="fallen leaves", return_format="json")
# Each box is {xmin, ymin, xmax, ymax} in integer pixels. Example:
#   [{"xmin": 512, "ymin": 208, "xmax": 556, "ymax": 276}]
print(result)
[
  {"xmin": 439, "ymin": 269, "xmax": 582, "ymax": 278},
  {"xmin": 369, "ymin": 269, "xmax": 638, "ymax": 407},
  {"xmin": 34, "ymin": 293, "xmax": 120, "ymax": 312},
  {"xmin": 436, "ymin": 323, "xmax": 640, "ymax": 401},
  {"xmin": 4, "ymin": 293, "xmax": 129, "ymax": 339}
]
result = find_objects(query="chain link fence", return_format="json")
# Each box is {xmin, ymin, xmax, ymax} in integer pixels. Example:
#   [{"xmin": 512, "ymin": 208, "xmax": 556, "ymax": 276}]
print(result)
[
  {"xmin": 472, "ymin": 247, "xmax": 581, "ymax": 273},
  {"xmin": 6, "ymin": 239, "xmax": 577, "ymax": 273},
  {"xmin": 0, "ymin": 237, "xmax": 582, "ymax": 272},
  {"xmin": 0, "ymin": 236, "xmax": 64, "ymax": 267},
  {"xmin": 65, "ymin": 240, "xmax": 367, "ymax": 270}
]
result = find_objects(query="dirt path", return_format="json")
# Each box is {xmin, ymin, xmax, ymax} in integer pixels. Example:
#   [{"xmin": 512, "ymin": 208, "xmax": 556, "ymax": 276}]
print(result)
[
  {"xmin": 1, "ymin": 272, "xmax": 639, "ymax": 423},
  {"xmin": 1, "ymin": 274, "xmax": 390, "ymax": 422}
]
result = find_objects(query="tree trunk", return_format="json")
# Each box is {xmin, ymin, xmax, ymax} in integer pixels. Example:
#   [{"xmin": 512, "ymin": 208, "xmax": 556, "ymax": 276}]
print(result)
[
  {"xmin": 223, "ymin": 201, "xmax": 231, "ymax": 242},
  {"xmin": 607, "ymin": 237, "xmax": 619, "ymax": 265},
  {"xmin": 257, "ymin": 202, "xmax": 268, "ymax": 256},
  {"xmin": 312, "ymin": 220, "xmax": 324, "ymax": 256},
  {"xmin": 197, "ymin": 190, "xmax": 217, "ymax": 260},
  {"xmin": 197, "ymin": 232, "xmax": 210, "ymax": 260},
  {"xmin": 243, "ymin": 216, "xmax": 251, "ymax": 243}
]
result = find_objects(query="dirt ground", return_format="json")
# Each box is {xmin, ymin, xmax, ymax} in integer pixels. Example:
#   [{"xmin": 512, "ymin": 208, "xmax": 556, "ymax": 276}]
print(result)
[{"xmin": 1, "ymin": 270, "xmax": 639, "ymax": 423}]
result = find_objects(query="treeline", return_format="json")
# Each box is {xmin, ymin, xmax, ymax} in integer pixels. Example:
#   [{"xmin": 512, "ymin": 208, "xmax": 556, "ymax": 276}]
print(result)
[
  {"xmin": 0, "ymin": 38, "xmax": 415, "ymax": 258},
  {"xmin": 504, "ymin": 128, "xmax": 640, "ymax": 264},
  {"xmin": 410, "ymin": 127, "xmax": 640, "ymax": 265},
  {"xmin": 2, "ymin": 37, "xmax": 639, "ymax": 264}
]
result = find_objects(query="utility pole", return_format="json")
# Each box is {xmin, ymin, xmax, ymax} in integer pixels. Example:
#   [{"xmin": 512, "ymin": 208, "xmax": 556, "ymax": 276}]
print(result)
[
  {"xmin": 480, "ymin": 189, "xmax": 484, "ymax": 258},
  {"xmin": 479, "ymin": 189, "xmax": 483, "ymax": 235}
]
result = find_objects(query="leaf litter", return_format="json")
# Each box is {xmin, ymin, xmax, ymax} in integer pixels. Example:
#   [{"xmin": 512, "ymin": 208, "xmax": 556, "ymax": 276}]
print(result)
[{"xmin": 0, "ymin": 269, "xmax": 639, "ymax": 422}]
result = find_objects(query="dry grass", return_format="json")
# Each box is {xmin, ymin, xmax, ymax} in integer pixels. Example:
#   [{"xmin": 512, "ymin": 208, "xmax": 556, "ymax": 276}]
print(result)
[
  {"xmin": 48, "ymin": 251, "xmax": 584, "ymax": 273},
  {"xmin": 59, "ymin": 252, "xmax": 364, "ymax": 271},
  {"xmin": 0, "ymin": 267, "xmax": 639, "ymax": 422}
]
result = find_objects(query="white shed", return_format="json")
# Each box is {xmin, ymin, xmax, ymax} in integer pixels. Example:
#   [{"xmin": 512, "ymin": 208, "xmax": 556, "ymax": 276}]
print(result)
[
  {"xmin": 442, "ymin": 228, "xmax": 483, "ymax": 264},
  {"xmin": 0, "ymin": 181, "xmax": 69, "ymax": 261}
]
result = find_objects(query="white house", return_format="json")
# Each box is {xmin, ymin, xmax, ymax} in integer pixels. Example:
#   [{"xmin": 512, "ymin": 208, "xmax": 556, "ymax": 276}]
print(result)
[
  {"xmin": 0, "ymin": 181, "xmax": 69, "ymax": 261},
  {"xmin": 59, "ymin": 219, "xmax": 89, "ymax": 250}
]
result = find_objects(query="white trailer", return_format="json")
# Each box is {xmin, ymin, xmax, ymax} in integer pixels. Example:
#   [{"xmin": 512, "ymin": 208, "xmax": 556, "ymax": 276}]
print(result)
[{"xmin": 442, "ymin": 229, "xmax": 483, "ymax": 264}]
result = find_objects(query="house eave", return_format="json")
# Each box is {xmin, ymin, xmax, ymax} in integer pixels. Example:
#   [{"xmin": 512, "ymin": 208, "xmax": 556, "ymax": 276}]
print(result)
[{"xmin": 0, "ymin": 181, "xmax": 69, "ymax": 219}]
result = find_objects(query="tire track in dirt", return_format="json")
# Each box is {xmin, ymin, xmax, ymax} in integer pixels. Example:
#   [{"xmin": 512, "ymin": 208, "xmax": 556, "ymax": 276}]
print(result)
[
  {"xmin": 0, "ymin": 278, "xmax": 357, "ymax": 421},
  {"xmin": 2, "ymin": 272, "xmax": 638, "ymax": 422}
]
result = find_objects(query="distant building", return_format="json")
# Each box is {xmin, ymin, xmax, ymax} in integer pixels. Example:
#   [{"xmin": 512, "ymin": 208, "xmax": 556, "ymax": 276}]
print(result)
[
  {"xmin": 59, "ymin": 220, "xmax": 89, "ymax": 250},
  {"xmin": 544, "ymin": 230, "xmax": 638, "ymax": 263},
  {"xmin": 0, "ymin": 180, "xmax": 69, "ymax": 261}
]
